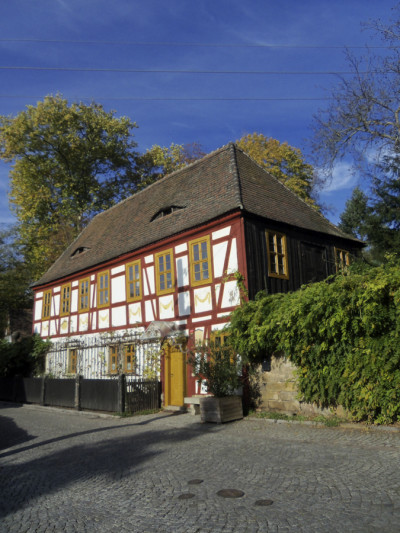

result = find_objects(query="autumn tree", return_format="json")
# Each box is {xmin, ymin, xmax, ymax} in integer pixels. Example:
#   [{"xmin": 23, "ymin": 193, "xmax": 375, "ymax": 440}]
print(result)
[
  {"xmin": 0, "ymin": 95, "xmax": 139, "ymax": 278},
  {"xmin": 137, "ymin": 142, "xmax": 205, "ymax": 187},
  {"xmin": 236, "ymin": 133, "xmax": 319, "ymax": 210}
]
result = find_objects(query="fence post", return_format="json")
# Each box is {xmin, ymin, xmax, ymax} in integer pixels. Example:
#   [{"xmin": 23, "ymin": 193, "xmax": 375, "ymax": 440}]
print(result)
[
  {"xmin": 118, "ymin": 374, "xmax": 126, "ymax": 413},
  {"xmin": 75, "ymin": 374, "xmax": 82, "ymax": 410},
  {"xmin": 41, "ymin": 375, "xmax": 47, "ymax": 406}
]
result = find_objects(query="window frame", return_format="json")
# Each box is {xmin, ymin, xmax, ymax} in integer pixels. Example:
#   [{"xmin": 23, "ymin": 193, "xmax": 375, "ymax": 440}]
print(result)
[
  {"xmin": 97, "ymin": 270, "xmax": 110, "ymax": 309},
  {"xmin": 265, "ymin": 230, "xmax": 289, "ymax": 280},
  {"xmin": 68, "ymin": 348, "xmax": 78, "ymax": 374},
  {"xmin": 334, "ymin": 247, "xmax": 351, "ymax": 272},
  {"xmin": 78, "ymin": 277, "xmax": 91, "ymax": 312},
  {"xmin": 60, "ymin": 283, "xmax": 71, "ymax": 317},
  {"xmin": 126, "ymin": 259, "xmax": 142, "ymax": 302},
  {"xmin": 124, "ymin": 344, "xmax": 136, "ymax": 374},
  {"xmin": 189, "ymin": 235, "xmax": 212, "ymax": 287},
  {"xmin": 42, "ymin": 289, "xmax": 52, "ymax": 320},
  {"xmin": 155, "ymin": 249, "xmax": 175, "ymax": 295},
  {"xmin": 109, "ymin": 345, "xmax": 119, "ymax": 375}
]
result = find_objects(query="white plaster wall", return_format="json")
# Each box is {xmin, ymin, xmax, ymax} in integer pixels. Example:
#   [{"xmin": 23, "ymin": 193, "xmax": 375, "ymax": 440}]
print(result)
[
  {"xmin": 128, "ymin": 302, "xmax": 142, "ymax": 324},
  {"xmin": 227, "ymin": 238, "xmax": 238, "ymax": 273},
  {"xmin": 194, "ymin": 286, "xmax": 212, "ymax": 313},
  {"xmin": 112, "ymin": 275, "xmax": 126, "ymax": 304},
  {"xmin": 70, "ymin": 289, "xmax": 78, "ymax": 313},
  {"xmin": 112, "ymin": 265, "xmax": 125, "ymax": 275},
  {"xmin": 60, "ymin": 317, "xmax": 69, "ymax": 335},
  {"xmin": 79, "ymin": 313, "xmax": 89, "ymax": 332},
  {"xmin": 112, "ymin": 305, "xmax": 127, "ymax": 327},
  {"xmin": 212, "ymin": 226, "xmax": 231, "ymax": 240},
  {"xmin": 221, "ymin": 280, "xmax": 240, "ymax": 308},
  {"xmin": 159, "ymin": 295, "xmax": 174, "ymax": 320},
  {"xmin": 70, "ymin": 315, "xmax": 78, "ymax": 334},
  {"xmin": 175, "ymin": 243, "xmax": 187, "ymax": 254},
  {"xmin": 34, "ymin": 299, "xmax": 43, "ymax": 321},
  {"xmin": 213, "ymin": 241, "xmax": 228, "ymax": 278},
  {"xmin": 98, "ymin": 309, "xmax": 109, "ymax": 329},
  {"xmin": 52, "ymin": 294, "xmax": 60, "ymax": 317},
  {"xmin": 176, "ymin": 256, "xmax": 189, "ymax": 287},
  {"xmin": 178, "ymin": 291, "xmax": 190, "ymax": 316},
  {"xmin": 145, "ymin": 300, "xmax": 155, "ymax": 322}
]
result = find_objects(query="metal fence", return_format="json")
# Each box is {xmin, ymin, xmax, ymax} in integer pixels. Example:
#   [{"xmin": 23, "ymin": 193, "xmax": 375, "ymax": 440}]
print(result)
[{"xmin": 0, "ymin": 376, "xmax": 161, "ymax": 414}]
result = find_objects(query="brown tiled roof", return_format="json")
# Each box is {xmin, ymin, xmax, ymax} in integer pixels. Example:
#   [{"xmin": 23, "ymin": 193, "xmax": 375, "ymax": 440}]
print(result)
[{"xmin": 33, "ymin": 143, "xmax": 360, "ymax": 287}]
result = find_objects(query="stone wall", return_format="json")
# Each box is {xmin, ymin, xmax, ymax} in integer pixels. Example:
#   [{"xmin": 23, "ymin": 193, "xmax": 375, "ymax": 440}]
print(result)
[{"xmin": 258, "ymin": 353, "xmax": 346, "ymax": 418}]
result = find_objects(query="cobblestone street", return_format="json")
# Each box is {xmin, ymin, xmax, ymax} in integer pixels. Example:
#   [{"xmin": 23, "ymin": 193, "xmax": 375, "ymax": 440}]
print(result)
[{"xmin": 0, "ymin": 403, "xmax": 399, "ymax": 532}]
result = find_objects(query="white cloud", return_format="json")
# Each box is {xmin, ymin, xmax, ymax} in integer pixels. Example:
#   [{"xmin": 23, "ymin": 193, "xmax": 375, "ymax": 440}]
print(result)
[{"xmin": 320, "ymin": 161, "xmax": 358, "ymax": 193}]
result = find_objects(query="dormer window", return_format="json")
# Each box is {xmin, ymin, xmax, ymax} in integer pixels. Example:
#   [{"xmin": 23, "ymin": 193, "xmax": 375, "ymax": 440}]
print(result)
[
  {"xmin": 151, "ymin": 205, "xmax": 185, "ymax": 222},
  {"xmin": 71, "ymin": 246, "xmax": 90, "ymax": 258}
]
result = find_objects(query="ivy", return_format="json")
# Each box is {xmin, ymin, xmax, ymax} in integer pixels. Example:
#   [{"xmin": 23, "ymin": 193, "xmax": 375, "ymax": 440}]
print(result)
[{"xmin": 229, "ymin": 256, "xmax": 400, "ymax": 424}]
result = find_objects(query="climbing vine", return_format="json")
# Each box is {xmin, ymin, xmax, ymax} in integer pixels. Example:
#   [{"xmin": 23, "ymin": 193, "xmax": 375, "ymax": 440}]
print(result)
[{"xmin": 228, "ymin": 256, "xmax": 400, "ymax": 424}]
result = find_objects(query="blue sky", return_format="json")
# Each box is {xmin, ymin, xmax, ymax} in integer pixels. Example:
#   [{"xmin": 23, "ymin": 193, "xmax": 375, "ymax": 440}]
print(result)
[{"xmin": 0, "ymin": 0, "xmax": 396, "ymax": 225}]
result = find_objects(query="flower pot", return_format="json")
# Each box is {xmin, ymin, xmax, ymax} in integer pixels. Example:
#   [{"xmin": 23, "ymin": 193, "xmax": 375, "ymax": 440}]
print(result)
[{"xmin": 199, "ymin": 395, "xmax": 243, "ymax": 424}]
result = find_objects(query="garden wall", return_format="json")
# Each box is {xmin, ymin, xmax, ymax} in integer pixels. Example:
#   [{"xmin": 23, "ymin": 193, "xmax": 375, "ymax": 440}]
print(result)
[{"xmin": 258, "ymin": 354, "xmax": 346, "ymax": 418}]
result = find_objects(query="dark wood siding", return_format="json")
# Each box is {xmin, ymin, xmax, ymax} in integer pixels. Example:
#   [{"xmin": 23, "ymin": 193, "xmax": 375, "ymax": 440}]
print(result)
[{"xmin": 243, "ymin": 215, "xmax": 363, "ymax": 299}]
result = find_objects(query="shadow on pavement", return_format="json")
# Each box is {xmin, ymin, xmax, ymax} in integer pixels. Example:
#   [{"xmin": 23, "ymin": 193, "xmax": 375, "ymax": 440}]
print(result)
[
  {"xmin": 0, "ymin": 420, "xmax": 216, "ymax": 520},
  {"xmin": 0, "ymin": 414, "xmax": 36, "ymax": 451}
]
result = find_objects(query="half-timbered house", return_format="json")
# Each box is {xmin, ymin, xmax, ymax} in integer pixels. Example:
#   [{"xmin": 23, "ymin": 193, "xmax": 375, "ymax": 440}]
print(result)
[{"xmin": 32, "ymin": 143, "xmax": 363, "ymax": 408}]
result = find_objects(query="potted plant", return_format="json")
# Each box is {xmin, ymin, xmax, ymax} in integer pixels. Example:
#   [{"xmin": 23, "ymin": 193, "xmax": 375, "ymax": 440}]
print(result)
[{"xmin": 188, "ymin": 341, "xmax": 243, "ymax": 423}]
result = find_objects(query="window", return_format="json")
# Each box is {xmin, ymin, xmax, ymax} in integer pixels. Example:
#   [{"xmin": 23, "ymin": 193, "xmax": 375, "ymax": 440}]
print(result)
[
  {"xmin": 155, "ymin": 249, "xmax": 175, "ymax": 295},
  {"xmin": 60, "ymin": 283, "xmax": 71, "ymax": 316},
  {"xmin": 79, "ymin": 277, "xmax": 90, "ymax": 312},
  {"xmin": 109, "ymin": 345, "xmax": 118, "ymax": 375},
  {"xmin": 190, "ymin": 236, "xmax": 212, "ymax": 286},
  {"xmin": 126, "ymin": 260, "xmax": 141, "ymax": 301},
  {"xmin": 210, "ymin": 331, "xmax": 230, "ymax": 346},
  {"xmin": 335, "ymin": 248, "xmax": 350, "ymax": 271},
  {"xmin": 266, "ymin": 231, "xmax": 289, "ymax": 279},
  {"xmin": 42, "ymin": 289, "xmax": 52, "ymax": 319},
  {"xmin": 124, "ymin": 344, "xmax": 136, "ymax": 374},
  {"xmin": 68, "ymin": 348, "xmax": 78, "ymax": 374},
  {"xmin": 97, "ymin": 270, "xmax": 110, "ymax": 308}
]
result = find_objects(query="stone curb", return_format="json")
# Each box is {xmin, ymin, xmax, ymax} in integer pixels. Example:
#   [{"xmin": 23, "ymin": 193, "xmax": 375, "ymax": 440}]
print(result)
[{"xmin": 244, "ymin": 415, "xmax": 400, "ymax": 433}]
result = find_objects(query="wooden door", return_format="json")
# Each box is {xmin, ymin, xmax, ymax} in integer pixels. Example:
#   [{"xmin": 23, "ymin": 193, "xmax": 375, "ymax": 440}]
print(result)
[{"xmin": 164, "ymin": 343, "xmax": 186, "ymax": 406}]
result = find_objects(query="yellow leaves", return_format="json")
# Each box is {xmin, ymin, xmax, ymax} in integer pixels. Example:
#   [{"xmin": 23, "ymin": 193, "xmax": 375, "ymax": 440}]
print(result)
[{"xmin": 236, "ymin": 132, "xmax": 319, "ymax": 210}]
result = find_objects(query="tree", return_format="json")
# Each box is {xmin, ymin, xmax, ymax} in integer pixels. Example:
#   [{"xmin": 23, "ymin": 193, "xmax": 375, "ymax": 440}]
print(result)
[
  {"xmin": 312, "ymin": 9, "xmax": 400, "ymax": 174},
  {"xmin": 0, "ymin": 94, "xmax": 139, "ymax": 278},
  {"xmin": 236, "ymin": 133, "xmax": 319, "ymax": 210},
  {"xmin": 137, "ymin": 142, "xmax": 205, "ymax": 187},
  {"xmin": 0, "ymin": 226, "xmax": 33, "ymax": 337},
  {"xmin": 339, "ymin": 159, "xmax": 400, "ymax": 263}
]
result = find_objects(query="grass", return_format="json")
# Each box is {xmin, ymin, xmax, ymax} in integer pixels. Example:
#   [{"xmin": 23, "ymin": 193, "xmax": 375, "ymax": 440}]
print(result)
[{"xmin": 248, "ymin": 410, "xmax": 346, "ymax": 427}]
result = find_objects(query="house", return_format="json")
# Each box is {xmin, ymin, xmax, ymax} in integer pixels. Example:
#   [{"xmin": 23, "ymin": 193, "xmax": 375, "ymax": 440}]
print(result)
[{"xmin": 31, "ymin": 143, "xmax": 363, "ymax": 408}]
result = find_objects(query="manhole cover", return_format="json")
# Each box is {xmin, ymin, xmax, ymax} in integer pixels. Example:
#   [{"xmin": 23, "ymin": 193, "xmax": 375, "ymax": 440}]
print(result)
[
  {"xmin": 255, "ymin": 499, "xmax": 274, "ymax": 506},
  {"xmin": 178, "ymin": 493, "xmax": 195, "ymax": 500},
  {"xmin": 188, "ymin": 479, "xmax": 204, "ymax": 485},
  {"xmin": 217, "ymin": 489, "xmax": 245, "ymax": 498}
]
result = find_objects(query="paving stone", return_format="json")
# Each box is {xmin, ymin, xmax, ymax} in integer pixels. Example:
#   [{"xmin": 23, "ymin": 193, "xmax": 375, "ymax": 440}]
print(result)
[{"xmin": 0, "ymin": 404, "xmax": 400, "ymax": 532}]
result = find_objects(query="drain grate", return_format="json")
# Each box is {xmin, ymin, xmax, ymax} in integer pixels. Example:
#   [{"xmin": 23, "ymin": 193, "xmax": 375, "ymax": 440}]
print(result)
[{"xmin": 217, "ymin": 489, "xmax": 245, "ymax": 498}]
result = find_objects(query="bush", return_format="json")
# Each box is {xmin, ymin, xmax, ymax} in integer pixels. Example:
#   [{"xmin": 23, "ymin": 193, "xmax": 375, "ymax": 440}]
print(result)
[
  {"xmin": 0, "ymin": 334, "xmax": 51, "ymax": 377},
  {"xmin": 229, "ymin": 256, "xmax": 400, "ymax": 424}
]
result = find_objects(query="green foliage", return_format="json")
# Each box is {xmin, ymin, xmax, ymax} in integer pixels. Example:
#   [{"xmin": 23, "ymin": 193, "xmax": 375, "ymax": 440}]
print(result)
[
  {"xmin": 236, "ymin": 133, "xmax": 320, "ymax": 210},
  {"xmin": 0, "ymin": 225, "xmax": 33, "ymax": 336},
  {"xmin": 188, "ymin": 341, "xmax": 243, "ymax": 397},
  {"xmin": 0, "ymin": 334, "xmax": 51, "ymax": 377},
  {"xmin": 229, "ymin": 257, "xmax": 400, "ymax": 424},
  {"xmin": 0, "ymin": 94, "xmax": 139, "ymax": 278}
]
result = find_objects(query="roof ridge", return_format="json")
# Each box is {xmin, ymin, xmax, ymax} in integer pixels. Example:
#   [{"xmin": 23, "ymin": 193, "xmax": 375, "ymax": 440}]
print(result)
[
  {"xmin": 233, "ymin": 144, "xmax": 358, "ymax": 241},
  {"xmin": 88, "ymin": 142, "xmax": 236, "ymax": 222}
]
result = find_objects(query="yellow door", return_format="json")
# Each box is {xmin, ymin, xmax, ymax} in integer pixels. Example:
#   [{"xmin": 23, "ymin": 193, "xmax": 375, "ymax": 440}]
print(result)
[{"xmin": 164, "ymin": 342, "xmax": 186, "ymax": 406}]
